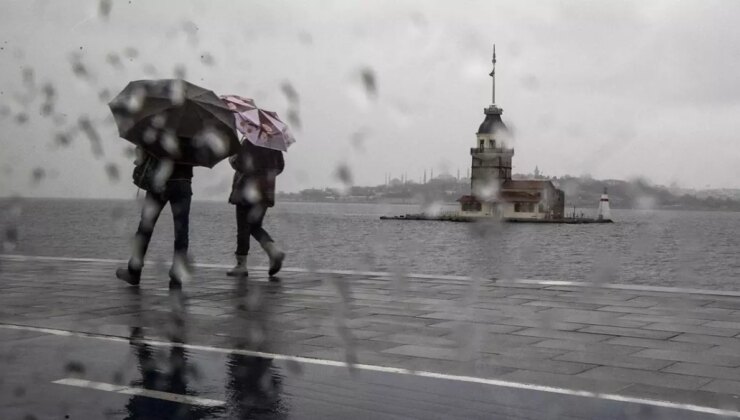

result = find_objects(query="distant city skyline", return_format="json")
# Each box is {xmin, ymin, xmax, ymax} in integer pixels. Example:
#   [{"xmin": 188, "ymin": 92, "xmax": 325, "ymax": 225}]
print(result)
[{"xmin": 2, "ymin": 0, "xmax": 740, "ymax": 199}]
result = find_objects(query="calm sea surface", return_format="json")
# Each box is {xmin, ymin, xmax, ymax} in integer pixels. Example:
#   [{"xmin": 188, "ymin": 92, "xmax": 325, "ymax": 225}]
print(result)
[{"xmin": 2, "ymin": 198, "xmax": 740, "ymax": 290}]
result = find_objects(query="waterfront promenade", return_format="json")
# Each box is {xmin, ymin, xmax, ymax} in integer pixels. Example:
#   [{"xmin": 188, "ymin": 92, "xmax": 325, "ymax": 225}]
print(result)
[{"xmin": 3, "ymin": 254, "xmax": 740, "ymax": 418}]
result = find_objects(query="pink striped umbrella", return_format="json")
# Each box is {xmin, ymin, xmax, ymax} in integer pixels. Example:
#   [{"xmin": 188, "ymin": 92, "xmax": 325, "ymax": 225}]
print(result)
[{"xmin": 220, "ymin": 94, "xmax": 295, "ymax": 152}]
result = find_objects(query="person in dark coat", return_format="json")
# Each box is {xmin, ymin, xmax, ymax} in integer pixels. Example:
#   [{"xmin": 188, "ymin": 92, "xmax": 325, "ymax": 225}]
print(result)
[
  {"xmin": 227, "ymin": 140, "xmax": 285, "ymax": 277},
  {"xmin": 116, "ymin": 147, "xmax": 194, "ymax": 287}
]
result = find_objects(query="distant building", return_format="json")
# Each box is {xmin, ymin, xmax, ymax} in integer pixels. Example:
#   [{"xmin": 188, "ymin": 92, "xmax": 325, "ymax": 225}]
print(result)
[{"xmin": 458, "ymin": 45, "xmax": 565, "ymax": 220}]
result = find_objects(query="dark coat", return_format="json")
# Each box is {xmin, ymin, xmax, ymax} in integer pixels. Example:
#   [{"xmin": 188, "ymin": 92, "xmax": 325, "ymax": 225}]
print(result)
[{"xmin": 228, "ymin": 141, "xmax": 285, "ymax": 207}]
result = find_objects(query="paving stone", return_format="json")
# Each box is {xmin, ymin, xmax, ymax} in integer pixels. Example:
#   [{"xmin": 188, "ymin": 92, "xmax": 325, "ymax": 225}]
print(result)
[
  {"xmin": 606, "ymin": 336, "xmax": 715, "ymax": 352},
  {"xmin": 511, "ymin": 328, "xmax": 614, "ymax": 343},
  {"xmin": 533, "ymin": 308, "xmax": 624, "ymax": 324},
  {"xmin": 481, "ymin": 345, "xmax": 568, "ymax": 360},
  {"xmin": 554, "ymin": 351, "xmax": 674, "ymax": 370},
  {"xmin": 522, "ymin": 300, "xmax": 604, "ymax": 311},
  {"xmin": 704, "ymin": 320, "xmax": 740, "ymax": 330},
  {"xmin": 616, "ymin": 314, "xmax": 708, "ymax": 326},
  {"xmin": 641, "ymin": 322, "xmax": 740, "ymax": 337},
  {"xmin": 426, "ymin": 321, "xmax": 523, "ymax": 334},
  {"xmin": 497, "ymin": 369, "xmax": 631, "ymax": 394},
  {"xmin": 662, "ymin": 362, "xmax": 740, "ymax": 381},
  {"xmin": 671, "ymin": 333, "xmax": 740, "ymax": 348},
  {"xmin": 491, "ymin": 318, "xmax": 585, "ymax": 331},
  {"xmin": 479, "ymin": 355, "xmax": 597, "ymax": 375},
  {"xmin": 532, "ymin": 339, "xmax": 643, "ymax": 356},
  {"xmin": 596, "ymin": 306, "xmax": 673, "ymax": 316},
  {"xmin": 481, "ymin": 333, "xmax": 543, "ymax": 348},
  {"xmin": 701, "ymin": 379, "xmax": 740, "ymax": 395},
  {"xmin": 301, "ymin": 335, "xmax": 398, "ymax": 352},
  {"xmin": 577, "ymin": 325, "xmax": 679, "ymax": 340},
  {"xmin": 631, "ymin": 348, "xmax": 740, "ymax": 367},
  {"xmin": 618, "ymin": 383, "xmax": 740, "ymax": 408},
  {"xmin": 576, "ymin": 366, "xmax": 712, "ymax": 390},
  {"xmin": 382, "ymin": 345, "xmax": 473, "ymax": 361},
  {"xmin": 372, "ymin": 333, "xmax": 458, "ymax": 347}
]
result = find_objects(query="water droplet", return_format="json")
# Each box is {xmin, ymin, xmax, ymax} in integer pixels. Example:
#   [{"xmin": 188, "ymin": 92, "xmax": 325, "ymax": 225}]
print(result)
[
  {"xmin": 142, "ymin": 64, "xmax": 157, "ymax": 76},
  {"xmin": 169, "ymin": 77, "xmax": 185, "ymax": 103},
  {"xmin": 182, "ymin": 21, "xmax": 199, "ymax": 44},
  {"xmin": 105, "ymin": 53, "xmax": 122, "ymax": 70},
  {"xmin": 21, "ymin": 68, "xmax": 34, "ymax": 87},
  {"xmin": 200, "ymin": 53, "xmax": 215, "ymax": 66},
  {"xmin": 64, "ymin": 361, "xmax": 86, "ymax": 375},
  {"xmin": 286, "ymin": 109, "xmax": 301, "ymax": 130},
  {"xmin": 70, "ymin": 54, "xmax": 90, "ymax": 80},
  {"xmin": 55, "ymin": 132, "xmax": 72, "ymax": 147},
  {"xmin": 105, "ymin": 163, "xmax": 119, "ymax": 182},
  {"xmin": 194, "ymin": 127, "xmax": 228, "ymax": 156},
  {"xmin": 123, "ymin": 47, "xmax": 138, "ymax": 59},
  {"xmin": 30, "ymin": 168, "xmax": 45, "ymax": 184},
  {"xmin": 280, "ymin": 82, "xmax": 299, "ymax": 105},
  {"xmin": 98, "ymin": 89, "xmax": 111, "ymax": 102},
  {"xmin": 111, "ymin": 371, "xmax": 124, "ymax": 384},
  {"xmin": 285, "ymin": 359, "xmax": 303, "ymax": 375},
  {"xmin": 359, "ymin": 67, "xmax": 377, "ymax": 99},
  {"xmin": 298, "ymin": 31, "xmax": 313, "ymax": 45},
  {"xmin": 99, "ymin": 0, "xmax": 112, "ymax": 18},
  {"xmin": 78, "ymin": 116, "xmax": 104, "ymax": 157}
]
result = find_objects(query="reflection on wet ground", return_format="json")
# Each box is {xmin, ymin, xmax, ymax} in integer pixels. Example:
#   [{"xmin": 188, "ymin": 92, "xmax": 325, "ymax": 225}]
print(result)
[
  {"xmin": 2, "ymin": 256, "xmax": 740, "ymax": 419},
  {"xmin": 2, "ymin": 328, "xmax": 721, "ymax": 420}
]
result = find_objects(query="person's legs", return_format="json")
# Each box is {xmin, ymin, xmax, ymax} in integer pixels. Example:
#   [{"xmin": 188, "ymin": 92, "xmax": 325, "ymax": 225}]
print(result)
[
  {"xmin": 248, "ymin": 205, "xmax": 285, "ymax": 277},
  {"xmin": 235, "ymin": 204, "xmax": 252, "ymax": 256},
  {"xmin": 168, "ymin": 181, "xmax": 192, "ymax": 285},
  {"xmin": 228, "ymin": 204, "xmax": 251, "ymax": 276},
  {"xmin": 246, "ymin": 204, "xmax": 272, "ymax": 246},
  {"xmin": 117, "ymin": 191, "xmax": 166, "ymax": 285}
]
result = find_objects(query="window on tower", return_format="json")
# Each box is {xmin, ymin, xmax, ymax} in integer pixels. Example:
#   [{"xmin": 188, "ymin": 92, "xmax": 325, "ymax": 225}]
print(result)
[
  {"xmin": 479, "ymin": 139, "xmax": 484, "ymax": 149},
  {"xmin": 489, "ymin": 139, "xmax": 495, "ymax": 148}
]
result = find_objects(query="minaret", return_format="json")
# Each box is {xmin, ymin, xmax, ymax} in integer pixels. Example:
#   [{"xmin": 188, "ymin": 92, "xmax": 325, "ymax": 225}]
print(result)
[
  {"xmin": 469, "ymin": 43, "xmax": 514, "ymax": 201},
  {"xmin": 596, "ymin": 187, "xmax": 612, "ymax": 221}
]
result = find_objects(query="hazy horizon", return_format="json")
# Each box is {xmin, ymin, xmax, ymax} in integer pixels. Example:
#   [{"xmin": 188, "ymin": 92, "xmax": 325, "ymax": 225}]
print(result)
[{"xmin": 2, "ymin": 0, "xmax": 740, "ymax": 200}]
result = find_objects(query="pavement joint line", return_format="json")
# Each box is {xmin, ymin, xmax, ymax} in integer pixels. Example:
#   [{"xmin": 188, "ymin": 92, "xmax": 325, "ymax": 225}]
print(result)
[
  {"xmin": 3, "ymin": 322, "xmax": 740, "ymax": 418},
  {"xmin": 5, "ymin": 253, "xmax": 740, "ymax": 297},
  {"xmin": 52, "ymin": 378, "xmax": 225, "ymax": 407}
]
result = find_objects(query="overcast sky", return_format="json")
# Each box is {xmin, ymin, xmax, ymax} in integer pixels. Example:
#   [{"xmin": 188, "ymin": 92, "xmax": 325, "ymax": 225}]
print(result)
[{"xmin": 2, "ymin": 0, "xmax": 740, "ymax": 199}]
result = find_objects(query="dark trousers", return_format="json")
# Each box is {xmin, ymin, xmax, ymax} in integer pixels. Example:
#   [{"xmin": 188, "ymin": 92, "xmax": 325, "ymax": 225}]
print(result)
[
  {"xmin": 130, "ymin": 181, "xmax": 192, "ymax": 269},
  {"xmin": 235, "ymin": 204, "xmax": 273, "ymax": 256}
]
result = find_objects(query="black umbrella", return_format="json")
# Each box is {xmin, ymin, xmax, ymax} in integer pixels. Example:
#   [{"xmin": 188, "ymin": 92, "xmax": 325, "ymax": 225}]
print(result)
[{"xmin": 109, "ymin": 79, "xmax": 239, "ymax": 168}]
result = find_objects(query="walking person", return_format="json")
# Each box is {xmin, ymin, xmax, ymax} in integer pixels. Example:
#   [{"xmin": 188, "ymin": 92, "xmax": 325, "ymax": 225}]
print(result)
[
  {"xmin": 227, "ymin": 140, "xmax": 286, "ymax": 278},
  {"xmin": 108, "ymin": 79, "xmax": 242, "ymax": 287},
  {"xmin": 116, "ymin": 149, "xmax": 194, "ymax": 287}
]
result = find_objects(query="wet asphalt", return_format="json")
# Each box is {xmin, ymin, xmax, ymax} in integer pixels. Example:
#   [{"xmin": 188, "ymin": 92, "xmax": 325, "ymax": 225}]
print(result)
[{"xmin": 0, "ymin": 328, "xmax": 727, "ymax": 420}]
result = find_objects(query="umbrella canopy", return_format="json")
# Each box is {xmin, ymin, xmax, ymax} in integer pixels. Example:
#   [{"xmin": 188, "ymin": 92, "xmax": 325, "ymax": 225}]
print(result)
[
  {"xmin": 220, "ymin": 95, "xmax": 295, "ymax": 152},
  {"xmin": 109, "ymin": 79, "xmax": 240, "ymax": 168}
]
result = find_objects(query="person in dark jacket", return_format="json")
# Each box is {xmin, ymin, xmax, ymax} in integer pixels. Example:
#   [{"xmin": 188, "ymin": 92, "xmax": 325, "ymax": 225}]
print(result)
[
  {"xmin": 227, "ymin": 140, "xmax": 285, "ymax": 277},
  {"xmin": 116, "ymin": 147, "xmax": 194, "ymax": 287}
]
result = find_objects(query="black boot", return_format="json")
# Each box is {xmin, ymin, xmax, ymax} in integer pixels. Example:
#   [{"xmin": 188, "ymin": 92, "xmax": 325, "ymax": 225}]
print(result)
[
  {"xmin": 226, "ymin": 254, "xmax": 248, "ymax": 277},
  {"xmin": 263, "ymin": 242, "xmax": 285, "ymax": 277},
  {"xmin": 168, "ymin": 253, "xmax": 191, "ymax": 288},
  {"xmin": 116, "ymin": 265, "xmax": 141, "ymax": 286}
]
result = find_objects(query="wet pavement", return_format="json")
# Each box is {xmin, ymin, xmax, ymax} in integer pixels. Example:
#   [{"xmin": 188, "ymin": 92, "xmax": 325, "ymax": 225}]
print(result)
[{"xmin": 3, "ymin": 255, "xmax": 740, "ymax": 419}]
